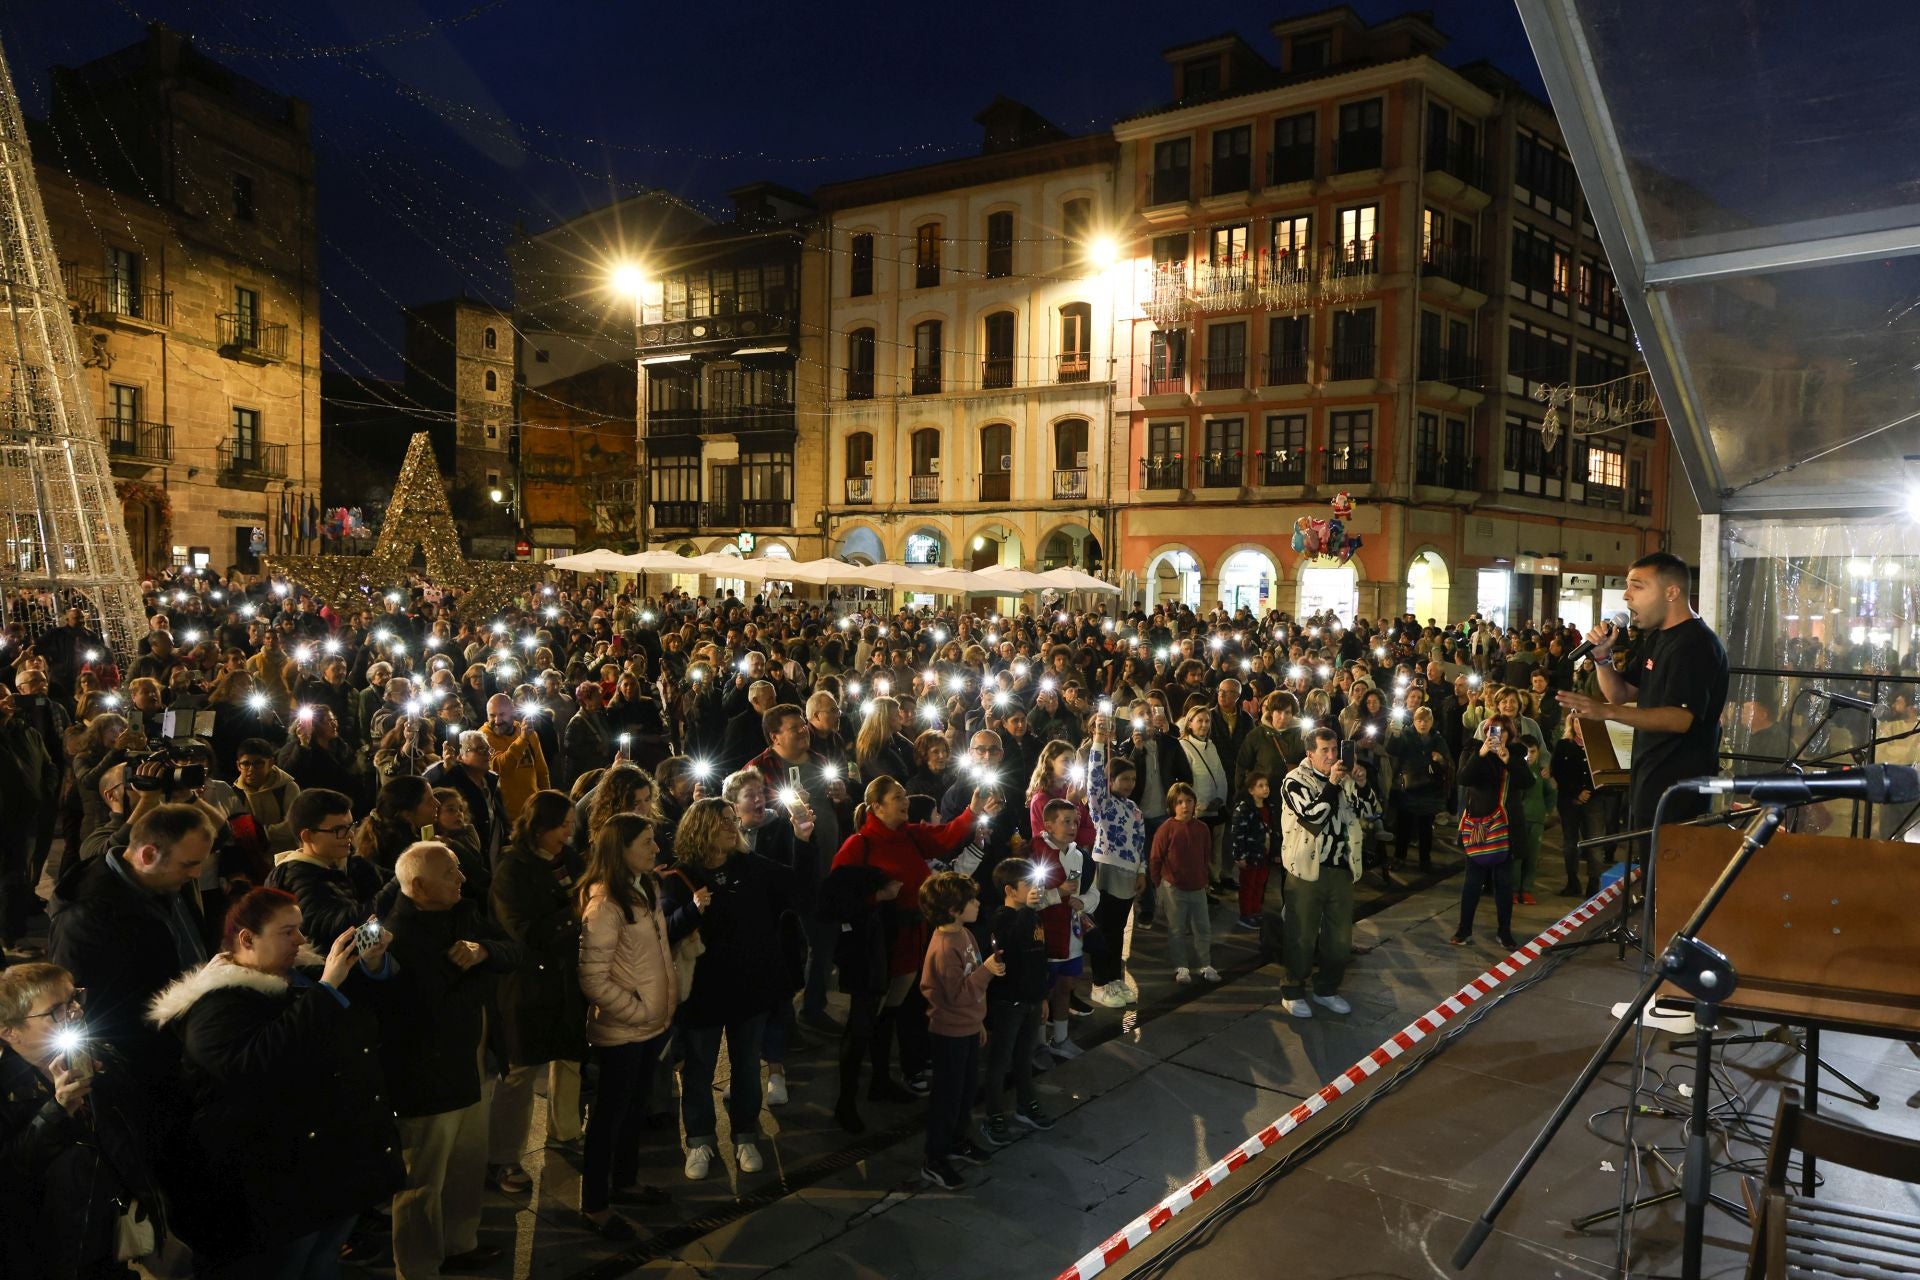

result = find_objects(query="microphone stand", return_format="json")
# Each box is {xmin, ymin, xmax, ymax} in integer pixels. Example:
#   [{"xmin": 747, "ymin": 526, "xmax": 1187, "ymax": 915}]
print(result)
[{"xmin": 1454, "ymin": 795, "xmax": 1787, "ymax": 1280}]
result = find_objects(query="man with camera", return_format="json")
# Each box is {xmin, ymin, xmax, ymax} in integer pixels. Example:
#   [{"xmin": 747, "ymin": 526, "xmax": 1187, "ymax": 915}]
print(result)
[
  {"xmin": 47, "ymin": 803, "xmax": 216, "ymax": 1098},
  {"xmin": 1277, "ymin": 727, "xmax": 1381, "ymax": 1020}
]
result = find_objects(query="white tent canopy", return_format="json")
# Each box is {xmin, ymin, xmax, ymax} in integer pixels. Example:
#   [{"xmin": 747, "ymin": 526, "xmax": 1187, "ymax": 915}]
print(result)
[{"xmin": 547, "ymin": 549, "xmax": 1115, "ymax": 597}]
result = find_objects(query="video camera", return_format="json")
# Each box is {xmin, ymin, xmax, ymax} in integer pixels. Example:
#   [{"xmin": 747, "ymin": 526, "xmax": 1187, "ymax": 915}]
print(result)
[{"xmin": 127, "ymin": 737, "xmax": 208, "ymax": 793}]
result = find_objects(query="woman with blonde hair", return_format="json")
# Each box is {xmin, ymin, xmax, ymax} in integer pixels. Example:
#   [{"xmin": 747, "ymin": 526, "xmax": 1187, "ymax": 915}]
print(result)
[
  {"xmin": 1177, "ymin": 704, "xmax": 1232, "ymax": 890},
  {"xmin": 854, "ymin": 695, "xmax": 915, "ymax": 784},
  {"xmin": 655, "ymin": 797, "xmax": 790, "ymax": 1181}
]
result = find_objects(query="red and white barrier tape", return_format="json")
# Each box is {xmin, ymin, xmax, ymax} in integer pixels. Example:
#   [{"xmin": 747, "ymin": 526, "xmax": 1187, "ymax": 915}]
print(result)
[{"xmin": 1053, "ymin": 878, "xmax": 1632, "ymax": 1280}]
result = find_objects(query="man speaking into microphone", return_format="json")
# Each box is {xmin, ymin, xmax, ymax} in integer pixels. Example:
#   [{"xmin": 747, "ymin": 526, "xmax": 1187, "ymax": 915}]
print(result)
[{"xmin": 1556, "ymin": 552, "xmax": 1729, "ymax": 831}]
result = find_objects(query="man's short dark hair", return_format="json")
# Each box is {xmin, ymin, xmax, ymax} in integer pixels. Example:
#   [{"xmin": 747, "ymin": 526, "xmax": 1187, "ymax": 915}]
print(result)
[
  {"xmin": 236, "ymin": 737, "xmax": 277, "ymax": 762},
  {"xmin": 1631, "ymin": 552, "xmax": 1691, "ymax": 595},
  {"xmin": 761, "ymin": 703, "xmax": 805, "ymax": 741},
  {"xmin": 288, "ymin": 788, "xmax": 353, "ymax": 838},
  {"xmin": 129, "ymin": 803, "xmax": 216, "ymax": 857},
  {"xmin": 1306, "ymin": 726, "xmax": 1339, "ymax": 751}
]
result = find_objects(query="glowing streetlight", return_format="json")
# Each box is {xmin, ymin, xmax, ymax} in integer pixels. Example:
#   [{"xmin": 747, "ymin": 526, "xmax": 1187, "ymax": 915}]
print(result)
[
  {"xmin": 1087, "ymin": 235, "xmax": 1119, "ymax": 270},
  {"xmin": 609, "ymin": 262, "xmax": 647, "ymax": 299}
]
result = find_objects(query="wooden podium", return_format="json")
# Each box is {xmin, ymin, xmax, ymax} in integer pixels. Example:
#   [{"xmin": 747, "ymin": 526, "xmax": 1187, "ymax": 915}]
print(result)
[{"xmin": 1652, "ymin": 824, "xmax": 1920, "ymax": 1037}]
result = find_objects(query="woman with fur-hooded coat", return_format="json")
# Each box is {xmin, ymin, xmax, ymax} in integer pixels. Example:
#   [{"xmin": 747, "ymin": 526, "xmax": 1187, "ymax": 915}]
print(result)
[{"xmin": 146, "ymin": 887, "xmax": 402, "ymax": 1269}]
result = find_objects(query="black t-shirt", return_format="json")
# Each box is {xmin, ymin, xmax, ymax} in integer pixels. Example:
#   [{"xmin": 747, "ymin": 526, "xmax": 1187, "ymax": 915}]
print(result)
[{"xmin": 1618, "ymin": 617, "xmax": 1728, "ymax": 822}]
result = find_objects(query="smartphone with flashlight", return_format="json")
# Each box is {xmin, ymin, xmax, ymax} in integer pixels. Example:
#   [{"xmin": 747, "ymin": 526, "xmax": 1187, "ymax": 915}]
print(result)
[
  {"xmin": 54, "ymin": 1030, "xmax": 93, "ymax": 1082},
  {"xmin": 1339, "ymin": 742, "xmax": 1356, "ymax": 769}
]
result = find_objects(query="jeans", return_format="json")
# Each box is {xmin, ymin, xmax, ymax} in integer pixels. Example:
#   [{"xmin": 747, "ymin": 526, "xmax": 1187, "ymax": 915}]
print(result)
[
  {"xmin": 924, "ymin": 1031, "xmax": 980, "ymax": 1161},
  {"xmin": 1162, "ymin": 885, "xmax": 1212, "ymax": 972},
  {"xmin": 1457, "ymin": 858, "xmax": 1515, "ymax": 940},
  {"xmin": 761, "ymin": 999, "xmax": 795, "ymax": 1067},
  {"xmin": 1559, "ymin": 801, "xmax": 1600, "ymax": 886},
  {"xmin": 1510, "ymin": 813, "xmax": 1540, "ymax": 895},
  {"xmin": 800, "ymin": 913, "xmax": 837, "ymax": 1016},
  {"xmin": 679, "ymin": 1013, "xmax": 767, "ymax": 1150},
  {"xmin": 1281, "ymin": 870, "xmax": 1354, "ymax": 999},
  {"xmin": 982, "ymin": 1001, "xmax": 1041, "ymax": 1117},
  {"xmin": 199, "ymin": 1212, "xmax": 358, "ymax": 1280},
  {"xmin": 581, "ymin": 1036, "xmax": 665, "ymax": 1212}
]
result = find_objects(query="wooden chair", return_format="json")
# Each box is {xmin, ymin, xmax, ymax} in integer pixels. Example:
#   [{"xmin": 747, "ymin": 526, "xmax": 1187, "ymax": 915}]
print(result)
[{"xmin": 1743, "ymin": 1087, "xmax": 1920, "ymax": 1278}]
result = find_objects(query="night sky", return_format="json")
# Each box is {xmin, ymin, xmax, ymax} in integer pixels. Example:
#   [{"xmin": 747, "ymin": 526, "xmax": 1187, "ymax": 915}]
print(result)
[{"xmin": 3, "ymin": 1, "xmax": 1541, "ymax": 382}]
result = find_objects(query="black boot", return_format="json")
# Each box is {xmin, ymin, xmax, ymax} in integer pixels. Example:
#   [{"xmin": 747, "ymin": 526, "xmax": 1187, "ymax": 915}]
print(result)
[{"xmin": 867, "ymin": 1008, "xmax": 915, "ymax": 1102}]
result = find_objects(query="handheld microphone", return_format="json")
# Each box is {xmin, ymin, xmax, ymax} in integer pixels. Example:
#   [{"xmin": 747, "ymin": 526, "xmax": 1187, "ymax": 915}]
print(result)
[
  {"xmin": 1694, "ymin": 763, "xmax": 1920, "ymax": 804},
  {"xmin": 1808, "ymin": 687, "xmax": 1876, "ymax": 714},
  {"xmin": 1567, "ymin": 612, "xmax": 1630, "ymax": 666}
]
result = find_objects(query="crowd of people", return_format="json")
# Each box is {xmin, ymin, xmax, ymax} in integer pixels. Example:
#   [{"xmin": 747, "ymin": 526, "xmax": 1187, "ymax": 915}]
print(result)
[{"xmin": 0, "ymin": 566, "xmax": 1654, "ymax": 1276}]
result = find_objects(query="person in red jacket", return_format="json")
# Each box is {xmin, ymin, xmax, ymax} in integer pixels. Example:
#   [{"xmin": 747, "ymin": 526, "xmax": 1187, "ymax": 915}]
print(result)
[{"xmin": 822, "ymin": 775, "xmax": 1001, "ymax": 1132}]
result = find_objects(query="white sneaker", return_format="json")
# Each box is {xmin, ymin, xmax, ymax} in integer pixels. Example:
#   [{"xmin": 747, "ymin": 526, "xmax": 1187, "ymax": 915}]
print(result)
[
  {"xmin": 765, "ymin": 1073, "xmax": 788, "ymax": 1106},
  {"xmin": 1283, "ymin": 997, "xmax": 1313, "ymax": 1018},
  {"xmin": 1049, "ymin": 1035, "xmax": 1084, "ymax": 1060},
  {"xmin": 734, "ymin": 1142, "xmax": 764, "ymax": 1173},
  {"xmin": 1198, "ymin": 966, "xmax": 1222, "ymax": 983},
  {"xmin": 1091, "ymin": 981, "xmax": 1130, "ymax": 1008},
  {"xmin": 1174, "ymin": 967, "xmax": 1193, "ymax": 985},
  {"xmin": 684, "ymin": 1144, "xmax": 714, "ymax": 1180},
  {"xmin": 1120, "ymin": 980, "xmax": 1139, "ymax": 1004},
  {"xmin": 1309, "ymin": 993, "xmax": 1352, "ymax": 1015}
]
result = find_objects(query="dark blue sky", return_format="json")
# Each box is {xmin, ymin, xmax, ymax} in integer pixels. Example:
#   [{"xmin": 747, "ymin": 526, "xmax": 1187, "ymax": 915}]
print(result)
[{"xmin": 3, "ymin": 1, "xmax": 1540, "ymax": 380}]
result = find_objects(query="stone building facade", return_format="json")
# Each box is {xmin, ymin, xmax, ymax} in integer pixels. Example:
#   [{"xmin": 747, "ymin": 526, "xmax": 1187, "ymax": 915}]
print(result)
[{"xmin": 28, "ymin": 24, "xmax": 321, "ymax": 575}]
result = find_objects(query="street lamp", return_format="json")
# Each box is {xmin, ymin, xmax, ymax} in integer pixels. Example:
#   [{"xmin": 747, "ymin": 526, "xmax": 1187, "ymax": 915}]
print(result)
[
  {"xmin": 1087, "ymin": 235, "xmax": 1119, "ymax": 271},
  {"xmin": 609, "ymin": 262, "xmax": 650, "ymax": 595}
]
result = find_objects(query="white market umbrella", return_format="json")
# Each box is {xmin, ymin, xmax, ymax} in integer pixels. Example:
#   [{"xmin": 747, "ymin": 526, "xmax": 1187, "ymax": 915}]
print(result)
[
  {"xmin": 1041, "ymin": 567, "xmax": 1122, "ymax": 594},
  {"xmin": 964, "ymin": 564, "xmax": 1057, "ymax": 594},
  {"xmin": 547, "ymin": 549, "xmax": 639, "ymax": 573}
]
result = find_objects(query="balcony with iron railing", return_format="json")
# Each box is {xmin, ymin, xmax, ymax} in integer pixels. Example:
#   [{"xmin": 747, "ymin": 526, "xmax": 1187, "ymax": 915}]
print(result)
[
  {"xmin": 1149, "ymin": 169, "xmax": 1191, "ymax": 207},
  {"xmin": 980, "ymin": 357, "xmax": 1014, "ymax": 390},
  {"xmin": 1140, "ymin": 457, "xmax": 1183, "ymax": 490},
  {"xmin": 1258, "ymin": 250, "xmax": 1319, "ymax": 310},
  {"xmin": 1581, "ymin": 481, "xmax": 1626, "ymax": 509},
  {"xmin": 1327, "ymin": 343, "xmax": 1376, "ymax": 382},
  {"xmin": 1146, "ymin": 262, "xmax": 1192, "ymax": 325},
  {"xmin": 1259, "ymin": 449, "xmax": 1308, "ymax": 486},
  {"xmin": 1140, "ymin": 362, "xmax": 1188, "ymax": 398},
  {"xmin": 1425, "ymin": 138, "xmax": 1485, "ymax": 191},
  {"xmin": 978, "ymin": 471, "xmax": 1011, "ymax": 501},
  {"xmin": 908, "ymin": 474, "xmax": 941, "ymax": 503},
  {"xmin": 1333, "ymin": 131, "xmax": 1383, "ymax": 173},
  {"xmin": 100, "ymin": 418, "xmax": 172, "ymax": 465},
  {"xmin": 1195, "ymin": 453, "xmax": 1245, "ymax": 488},
  {"xmin": 217, "ymin": 313, "xmax": 288, "ymax": 361},
  {"xmin": 844, "ymin": 368, "xmax": 874, "ymax": 400},
  {"xmin": 1325, "ymin": 444, "xmax": 1372, "ymax": 485},
  {"xmin": 1191, "ymin": 260, "xmax": 1252, "ymax": 313},
  {"xmin": 218, "ymin": 439, "xmax": 287, "ymax": 481},
  {"xmin": 1204, "ymin": 156, "xmax": 1252, "ymax": 198},
  {"xmin": 63, "ymin": 264, "xmax": 172, "ymax": 328},
  {"xmin": 1417, "ymin": 347, "xmax": 1484, "ymax": 387},
  {"xmin": 1414, "ymin": 448, "xmax": 1479, "ymax": 490},
  {"xmin": 911, "ymin": 363, "xmax": 941, "ymax": 395},
  {"xmin": 1199, "ymin": 354, "xmax": 1248, "ymax": 393},
  {"xmin": 1420, "ymin": 243, "xmax": 1485, "ymax": 294},
  {"xmin": 844, "ymin": 476, "xmax": 873, "ymax": 504},
  {"xmin": 1052, "ymin": 468, "xmax": 1088, "ymax": 499},
  {"xmin": 652, "ymin": 501, "xmax": 699, "ymax": 528},
  {"xmin": 1267, "ymin": 145, "xmax": 1314, "ymax": 187},
  {"xmin": 706, "ymin": 499, "xmax": 794, "ymax": 528},
  {"xmin": 1056, "ymin": 352, "xmax": 1091, "ymax": 383},
  {"xmin": 1261, "ymin": 350, "xmax": 1309, "ymax": 387}
]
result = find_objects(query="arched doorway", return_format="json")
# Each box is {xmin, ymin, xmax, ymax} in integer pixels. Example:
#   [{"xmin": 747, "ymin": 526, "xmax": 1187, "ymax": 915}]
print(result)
[
  {"xmin": 965, "ymin": 522, "xmax": 1023, "ymax": 572},
  {"xmin": 1145, "ymin": 548, "xmax": 1200, "ymax": 610},
  {"xmin": 1218, "ymin": 548, "xmax": 1279, "ymax": 614},
  {"xmin": 706, "ymin": 541, "xmax": 745, "ymax": 603},
  {"xmin": 756, "ymin": 541, "xmax": 794, "ymax": 599},
  {"xmin": 904, "ymin": 528, "xmax": 946, "ymax": 566},
  {"xmin": 832, "ymin": 525, "xmax": 882, "ymax": 566},
  {"xmin": 1404, "ymin": 550, "xmax": 1450, "ymax": 625},
  {"xmin": 1040, "ymin": 524, "xmax": 1100, "ymax": 571},
  {"xmin": 1297, "ymin": 561, "xmax": 1358, "ymax": 623},
  {"xmin": 669, "ymin": 541, "xmax": 702, "ymax": 597}
]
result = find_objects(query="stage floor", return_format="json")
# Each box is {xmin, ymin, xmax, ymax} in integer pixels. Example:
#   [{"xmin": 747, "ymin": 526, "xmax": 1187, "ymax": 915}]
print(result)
[{"xmin": 1104, "ymin": 933, "xmax": 1920, "ymax": 1280}]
